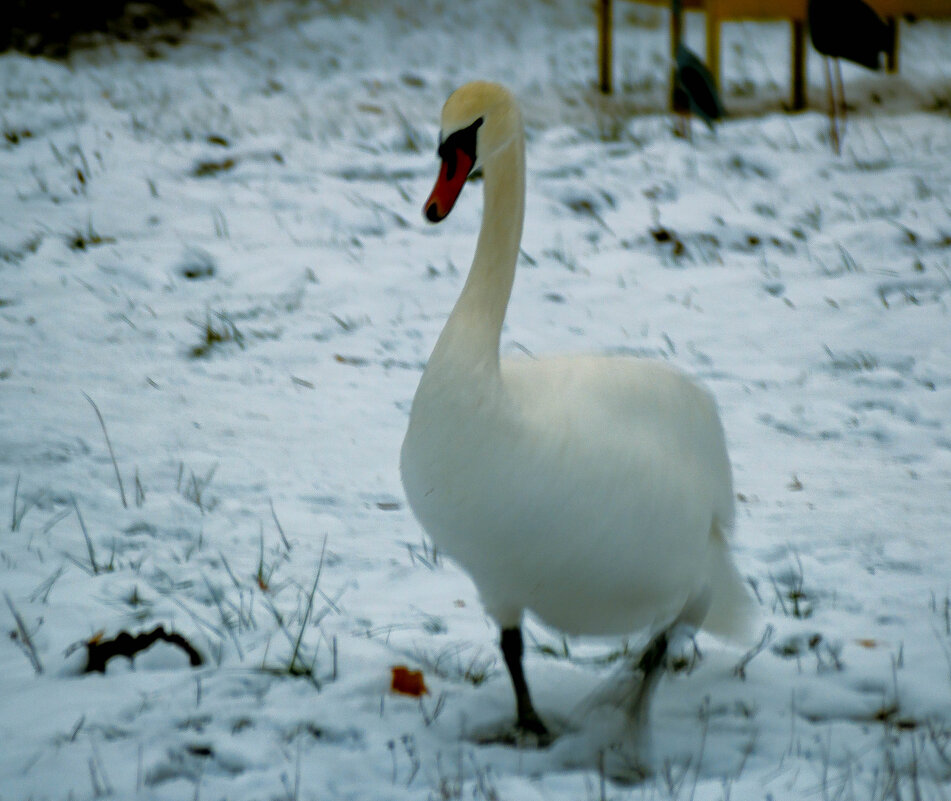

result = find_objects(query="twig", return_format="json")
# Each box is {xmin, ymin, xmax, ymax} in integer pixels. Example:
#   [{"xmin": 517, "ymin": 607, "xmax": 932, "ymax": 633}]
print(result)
[
  {"xmin": 733, "ymin": 624, "xmax": 775, "ymax": 680},
  {"xmin": 82, "ymin": 393, "xmax": 127, "ymax": 508},
  {"xmin": 4, "ymin": 592, "xmax": 43, "ymax": 673}
]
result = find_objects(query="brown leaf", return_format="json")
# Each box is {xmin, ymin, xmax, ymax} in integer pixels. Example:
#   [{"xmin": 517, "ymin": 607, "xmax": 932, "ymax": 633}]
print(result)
[{"xmin": 391, "ymin": 665, "xmax": 428, "ymax": 697}]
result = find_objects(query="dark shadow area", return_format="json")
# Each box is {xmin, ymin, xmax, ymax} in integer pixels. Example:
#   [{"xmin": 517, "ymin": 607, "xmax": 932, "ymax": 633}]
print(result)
[{"xmin": 2, "ymin": 0, "xmax": 218, "ymax": 58}]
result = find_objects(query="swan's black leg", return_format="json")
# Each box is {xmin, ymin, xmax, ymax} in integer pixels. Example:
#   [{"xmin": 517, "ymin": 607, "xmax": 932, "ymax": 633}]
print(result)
[
  {"xmin": 636, "ymin": 629, "xmax": 670, "ymax": 676},
  {"xmin": 500, "ymin": 627, "xmax": 550, "ymax": 741},
  {"xmin": 628, "ymin": 629, "xmax": 670, "ymax": 725}
]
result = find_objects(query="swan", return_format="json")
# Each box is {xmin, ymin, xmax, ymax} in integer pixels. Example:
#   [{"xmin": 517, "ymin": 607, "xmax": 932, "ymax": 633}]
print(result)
[{"xmin": 400, "ymin": 81, "xmax": 753, "ymax": 741}]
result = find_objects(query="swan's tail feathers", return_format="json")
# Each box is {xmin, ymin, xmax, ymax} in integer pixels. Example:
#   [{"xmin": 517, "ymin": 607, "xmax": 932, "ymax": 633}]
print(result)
[{"xmin": 698, "ymin": 520, "xmax": 758, "ymax": 643}]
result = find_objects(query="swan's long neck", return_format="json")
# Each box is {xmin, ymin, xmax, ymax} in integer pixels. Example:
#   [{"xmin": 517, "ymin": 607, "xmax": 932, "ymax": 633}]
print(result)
[{"xmin": 430, "ymin": 129, "xmax": 525, "ymax": 374}]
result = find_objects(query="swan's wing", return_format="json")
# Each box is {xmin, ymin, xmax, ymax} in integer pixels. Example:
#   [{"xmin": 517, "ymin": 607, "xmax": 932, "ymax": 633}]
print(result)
[
  {"xmin": 500, "ymin": 355, "xmax": 733, "ymax": 507},
  {"xmin": 494, "ymin": 355, "xmax": 745, "ymax": 635}
]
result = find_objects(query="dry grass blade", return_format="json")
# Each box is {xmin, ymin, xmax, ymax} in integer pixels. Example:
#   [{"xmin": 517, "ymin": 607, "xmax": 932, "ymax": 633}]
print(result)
[
  {"xmin": 82, "ymin": 392, "xmax": 127, "ymax": 508},
  {"xmin": 10, "ymin": 472, "xmax": 39, "ymax": 532},
  {"xmin": 70, "ymin": 495, "xmax": 99, "ymax": 574},
  {"xmin": 269, "ymin": 498, "xmax": 292, "ymax": 552},
  {"xmin": 4, "ymin": 591, "xmax": 43, "ymax": 673},
  {"xmin": 11, "ymin": 472, "xmax": 20, "ymax": 531},
  {"xmin": 201, "ymin": 573, "xmax": 244, "ymax": 660}
]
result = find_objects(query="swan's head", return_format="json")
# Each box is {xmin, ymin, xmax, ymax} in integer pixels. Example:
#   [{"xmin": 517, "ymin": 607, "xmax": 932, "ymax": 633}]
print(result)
[{"xmin": 424, "ymin": 81, "xmax": 521, "ymax": 223}]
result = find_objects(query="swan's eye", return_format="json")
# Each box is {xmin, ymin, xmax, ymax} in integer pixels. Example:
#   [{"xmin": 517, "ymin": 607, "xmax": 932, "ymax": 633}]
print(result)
[
  {"xmin": 436, "ymin": 117, "xmax": 483, "ymax": 181},
  {"xmin": 438, "ymin": 142, "xmax": 459, "ymax": 182}
]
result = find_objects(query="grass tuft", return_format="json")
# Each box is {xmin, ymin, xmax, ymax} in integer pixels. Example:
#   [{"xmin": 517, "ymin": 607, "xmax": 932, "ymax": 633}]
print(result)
[
  {"xmin": 178, "ymin": 462, "xmax": 217, "ymax": 514},
  {"xmin": 188, "ymin": 311, "xmax": 244, "ymax": 359},
  {"xmin": 262, "ymin": 536, "xmax": 341, "ymax": 686},
  {"xmin": 192, "ymin": 157, "xmax": 235, "ymax": 178},
  {"xmin": 66, "ymin": 221, "xmax": 115, "ymax": 251},
  {"xmin": 407, "ymin": 642, "xmax": 497, "ymax": 687},
  {"xmin": 405, "ymin": 535, "xmax": 440, "ymax": 569}
]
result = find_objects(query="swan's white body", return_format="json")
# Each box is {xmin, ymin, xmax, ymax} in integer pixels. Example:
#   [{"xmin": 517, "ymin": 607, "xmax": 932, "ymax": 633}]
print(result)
[{"xmin": 401, "ymin": 82, "xmax": 751, "ymax": 658}]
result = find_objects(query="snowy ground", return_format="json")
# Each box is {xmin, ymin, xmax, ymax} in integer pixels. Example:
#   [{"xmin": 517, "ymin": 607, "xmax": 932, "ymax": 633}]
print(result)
[{"xmin": 2, "ymin": 1, "xmax": 951, "ymax": 798}]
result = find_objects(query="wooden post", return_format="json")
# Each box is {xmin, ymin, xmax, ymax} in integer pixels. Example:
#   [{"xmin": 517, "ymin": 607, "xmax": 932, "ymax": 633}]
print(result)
[
  {"xmin": 669, "ymin": 1, "xmax": 684, "ymax": 110},
  {"xmin": 598, "ymin": 0, "xmax": 613, "ymax": 94},
  {"xmin": 670, "ymin": 1, "xmax": 683, "ymax": 61},
  {"xmin": 791, "ymin": 18, "xmax": 807, "ymax": 109},
  {"xmin": 886, "ymin": 17, "xmax": 899, "ymax": 72},
  {"xmin": 704, "ymin": 0, "xmax": 721, "ymax": 95}
]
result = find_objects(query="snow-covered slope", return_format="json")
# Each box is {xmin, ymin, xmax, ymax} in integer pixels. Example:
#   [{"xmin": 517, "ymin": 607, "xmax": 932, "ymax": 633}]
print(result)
[{"xmin": 1, "ymin": 2, "xmax": 950, "ymax": 798}]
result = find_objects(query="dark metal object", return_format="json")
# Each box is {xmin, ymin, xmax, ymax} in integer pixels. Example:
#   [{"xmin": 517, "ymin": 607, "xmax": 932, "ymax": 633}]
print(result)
[{"xmin": 807, "ymin": 0, "xmax": 891, "ymax": 153}]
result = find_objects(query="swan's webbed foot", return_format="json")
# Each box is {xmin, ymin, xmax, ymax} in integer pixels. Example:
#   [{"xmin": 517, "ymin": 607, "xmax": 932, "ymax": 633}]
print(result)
[
  {"xmin": 514, "ymin": 706, "xmax": 552, "ymax": 747},
  {"xmin": 469, "ymin": 701, "xmax": 554, "ymax": 748},
  {"xmin": 667, "ymin": 632, "xmax": 702, "ymax": 674}
]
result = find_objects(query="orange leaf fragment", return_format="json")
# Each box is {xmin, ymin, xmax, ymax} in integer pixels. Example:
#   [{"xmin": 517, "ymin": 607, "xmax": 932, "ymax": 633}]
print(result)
[
  {"xmin": 856, "ymin": 639, "xmax": 879, "ymax": 649},
  {"xmin": 391, "ymin": 665, "xmax": 428, "ymax": 697}
]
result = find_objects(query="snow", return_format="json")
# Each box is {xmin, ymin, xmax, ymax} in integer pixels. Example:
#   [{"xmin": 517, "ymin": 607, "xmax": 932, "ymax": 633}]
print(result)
[{"xmin": 1, "ymin": 0, "xmax": 950, "ymax": 798}]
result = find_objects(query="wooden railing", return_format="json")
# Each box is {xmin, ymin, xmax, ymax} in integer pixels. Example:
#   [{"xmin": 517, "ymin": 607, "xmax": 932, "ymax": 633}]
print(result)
[{"xmin": 596, "ymin": 0, "xmax": 951, "ymax": 108}]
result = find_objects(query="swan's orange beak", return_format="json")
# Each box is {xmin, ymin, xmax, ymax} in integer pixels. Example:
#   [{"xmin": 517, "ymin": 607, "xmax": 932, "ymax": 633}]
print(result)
[{"xmin": 424, "ymin": 148, "xmax": 474, "ymax": 223}]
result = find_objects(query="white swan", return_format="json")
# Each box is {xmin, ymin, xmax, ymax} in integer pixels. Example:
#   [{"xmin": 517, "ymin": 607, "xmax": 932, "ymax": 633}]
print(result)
[{"xmin": 400, "ymin": 82, "xmax": 753, "ymax": 740}]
